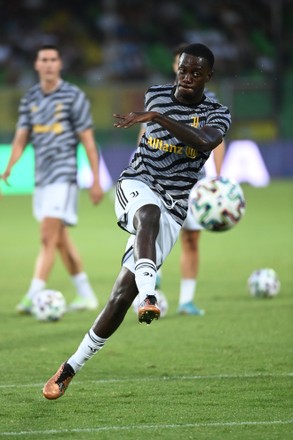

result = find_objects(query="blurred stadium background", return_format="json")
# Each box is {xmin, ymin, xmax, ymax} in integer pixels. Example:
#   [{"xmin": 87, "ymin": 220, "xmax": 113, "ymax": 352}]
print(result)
[
  {"xmin": 0, "ymin": 0, "xmax": 292, "ymax": 186},
  {"xmin": 0, "ymin": 4, "xmax": 292, "ymax": 436}
]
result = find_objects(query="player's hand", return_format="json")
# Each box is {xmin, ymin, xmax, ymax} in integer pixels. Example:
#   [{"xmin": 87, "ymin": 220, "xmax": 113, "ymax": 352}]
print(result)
[
  {"xmin": 0, "ymin": 171, "xmax": 11, "ymax": 199},
  {"xmin": 113, "ymin": 112, "xmax": 157, "ymax": 128},
  {"xmin": 0, "ymin": 170, "xmax": 11, "ymax": 186},
  {"xmin": 89, "ymin": 180, "xmax": 104, "ymax": 205}
]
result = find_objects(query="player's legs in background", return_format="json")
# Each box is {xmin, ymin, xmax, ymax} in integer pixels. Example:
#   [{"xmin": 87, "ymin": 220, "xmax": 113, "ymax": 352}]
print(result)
[
  {"xmin": 16, "ymin": 217, "xmax": 64, "ymax": 313},
  {"xmin": 58, "ymin": 228, "xmax": 98, "ymax": 311},
  {"xmin": 178, "ymin": 229, "xmax": 205, "ymax": 315}
]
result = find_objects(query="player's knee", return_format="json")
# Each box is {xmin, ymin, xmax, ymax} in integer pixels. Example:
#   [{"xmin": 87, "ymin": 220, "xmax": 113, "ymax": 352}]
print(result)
[
  {"xmin": 40, "ymin": 224, "xmax": 62, "ymax": 248},
  {"xmin": 189, "ymin": 238, "xmax": 199, "ymax": 252},
  {"xmin": 182, "ymin": 230, "xmax": 200, "ymax": 252},
  {"xmin": 134, "ymin": 204, "xmax": 161, "ymax": 231}
]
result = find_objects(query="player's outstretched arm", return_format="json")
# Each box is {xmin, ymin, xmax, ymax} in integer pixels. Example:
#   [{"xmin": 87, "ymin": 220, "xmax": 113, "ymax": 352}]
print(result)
[
  {"xmin": 78, "ymin": 128, "xmax": 104, "ymax": 205},
  {"xmin": 113, "ymin": 112, "xmax": 157, "ymax": 128},
  {"xmin": 152, "ymin": 113, "xmax": 222, "ymax": 151},
  {"xmin": 114, "ymin": 111, "xmax": 223, "ymax": 152}
]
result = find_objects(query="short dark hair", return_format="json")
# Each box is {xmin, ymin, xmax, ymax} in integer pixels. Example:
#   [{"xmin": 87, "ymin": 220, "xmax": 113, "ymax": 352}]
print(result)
[
  {"xmin": 172, "ymin": 43, "xmax": 188, "ymax": 57},
  {"xmin": 35, "ymin": 44, "xmax": 61, "ymax": 59},
  {"xmin": 179, "ymin": 43, "xmax": 214, "ymax": 70}
]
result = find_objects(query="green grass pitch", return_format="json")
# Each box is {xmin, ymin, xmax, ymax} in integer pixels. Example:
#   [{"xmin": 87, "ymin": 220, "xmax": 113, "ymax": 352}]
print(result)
[{"xmin": 0, "ymin": 180, "xmax": 292, "ymax": 439}]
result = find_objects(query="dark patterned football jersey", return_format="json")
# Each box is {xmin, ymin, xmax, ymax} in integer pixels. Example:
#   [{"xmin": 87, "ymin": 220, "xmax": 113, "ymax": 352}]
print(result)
[
  {"xmin": 119, "ymin": 84, "xmax": 231, "ymax": 225},
  {"xmin": 17, "ymin": 80, "xmax": 93, "ymax": 186}
]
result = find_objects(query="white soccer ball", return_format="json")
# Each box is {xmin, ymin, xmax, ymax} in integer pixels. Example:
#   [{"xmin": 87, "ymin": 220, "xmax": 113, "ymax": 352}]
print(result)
[
  {"xmin": 248, "ymin": 268, "xmax": 280, "ymax": 298},
  {"xmin": 189, "ymin": 177, "xmax": 246, "ymax": 232},
  {"xmin": 132, "ymin": 290, "xmax": 169, "ymax": 318},
  {"xmin": 32, "ymin": 289, "xmax": 67, "ymax": 321}
]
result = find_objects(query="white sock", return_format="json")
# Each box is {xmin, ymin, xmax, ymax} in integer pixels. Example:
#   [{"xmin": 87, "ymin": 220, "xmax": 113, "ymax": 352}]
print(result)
[
  {"xmin": 71, "ymin": 272, "xmax": 96, "ymax": 299},
  {"xmin": 67, "ymin": 328, "xmax": 107, "ymax": 373},
  {"xmin": 135, "ymin": 258, "xmax": 157, "ymax": 302},
  {"xmin": 179, "ymin": 279, "xmax": 197, "ymax": 305},
  {"xmin": 26, "ymin": 278, "xmax": 46, "ymax": 299}
]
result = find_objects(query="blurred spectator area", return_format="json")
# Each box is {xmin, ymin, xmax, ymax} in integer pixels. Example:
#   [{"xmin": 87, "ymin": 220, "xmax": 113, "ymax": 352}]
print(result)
[
  {"xmin": 0, "ymin": 0, "xmax": 292, "ymax": 139},
  {"xmin": 0, "ymin": 0, "xmax": 292, "ymax": 85}
]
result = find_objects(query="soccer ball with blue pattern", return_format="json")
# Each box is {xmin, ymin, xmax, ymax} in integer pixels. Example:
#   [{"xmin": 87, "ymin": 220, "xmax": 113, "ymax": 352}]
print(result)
[
  {"xmin": 189, "ymin": 177, "xmax": 246, "ymax": 232},
  {"xmin": 248, "ymin": 268, "xmax": 280, "ymax": 298},
  {"xmin": 32, "ymin": 289, "xmax": 66, "ymax": 321}
]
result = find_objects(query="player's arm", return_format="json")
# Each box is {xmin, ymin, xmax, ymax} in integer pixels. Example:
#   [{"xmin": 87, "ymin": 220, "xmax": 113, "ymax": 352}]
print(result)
[
  {"xmin": 213, "ymin": 140, "xmax": 226, "ymax": 176},
  {"xmin": 0, "ymin": 128, "xmax": 29, "ymax": 183},
  {"xmin": 114, "ymin": 111, "xmax": 223, "ymax": 152},
  {"xmin": 78, "ymin": 128, "xmax": 104, "ymax": 205},
  {"xmin": 137, "ymin": 125, "xmax": 146, "ymax": 143}
]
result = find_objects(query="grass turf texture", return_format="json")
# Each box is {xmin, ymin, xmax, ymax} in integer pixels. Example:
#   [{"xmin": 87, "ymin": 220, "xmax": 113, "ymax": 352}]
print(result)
[{"xmin": 0, "ymin": 180, "xmax": 292, "ymax": 439}]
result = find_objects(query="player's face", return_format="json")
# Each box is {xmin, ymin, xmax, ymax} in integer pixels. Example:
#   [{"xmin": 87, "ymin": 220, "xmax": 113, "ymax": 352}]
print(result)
[
  {"xmin": 174, "ymin": 53, "xmax": 213, "ymax": 104},
  {"xmin": 34, "ymin": 49, "xmax": 62, "ymax": 83}
]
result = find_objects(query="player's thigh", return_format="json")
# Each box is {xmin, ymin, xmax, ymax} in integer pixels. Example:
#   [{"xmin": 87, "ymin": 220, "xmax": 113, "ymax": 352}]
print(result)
[{"xmin": 115, "ymin": 179, "xmax": 161, "ymax": 234}]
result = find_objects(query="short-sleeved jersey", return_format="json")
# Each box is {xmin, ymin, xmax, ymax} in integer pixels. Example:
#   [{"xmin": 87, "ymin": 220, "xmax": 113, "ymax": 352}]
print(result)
[
  {"xmin": 17, "ymin": 80, "xmax": 93, "ymax": 186},
  {"xmin": 119, "ymin": 84, "xmax": 231, "ymax": 226}
]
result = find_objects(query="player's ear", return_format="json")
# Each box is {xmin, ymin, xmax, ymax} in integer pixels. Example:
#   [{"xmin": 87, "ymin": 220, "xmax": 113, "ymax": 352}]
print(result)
[
  {"xmin": 55, "ymin": 50, "xmax": 63, "ymax": 70},
  {"xmin": 206, "ymin": 70, "xmax": 213, "ymax": 83}
]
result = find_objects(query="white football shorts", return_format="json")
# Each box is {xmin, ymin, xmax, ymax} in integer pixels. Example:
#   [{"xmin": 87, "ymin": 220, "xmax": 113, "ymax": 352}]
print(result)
[
  {"xmin": 181, "ymin": 204, "xmax": 204, "ymax": 231},
  {"xmin": 33, "ymin": 183, "xmax": 78, "ymax": 226},
  {"xmin": 115, "ymin": 179, "xmax": 181, "ymax": 272}
]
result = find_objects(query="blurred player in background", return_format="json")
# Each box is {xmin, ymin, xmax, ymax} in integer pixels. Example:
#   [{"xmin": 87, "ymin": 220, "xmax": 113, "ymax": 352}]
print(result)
[
  {"xmin": 0, "ymin": 45, "xmax": 104, "ymax": 313},
  {"xmin": 42, "ymin": 43, "xmax": 231, "ymax": 400},
  {"xmin": 136, "ymin": 43, "xmax": 226, "ymax": 316}
]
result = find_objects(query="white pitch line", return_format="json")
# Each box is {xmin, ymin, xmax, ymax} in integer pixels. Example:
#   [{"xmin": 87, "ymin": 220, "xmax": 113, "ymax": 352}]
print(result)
[
  {"xmin": 0, "ymin": 419, "xmax": 292, "ymax": 436},
  {"xmin": 0, "ymin": 372, "xmax": 292, "ymax": 389}
]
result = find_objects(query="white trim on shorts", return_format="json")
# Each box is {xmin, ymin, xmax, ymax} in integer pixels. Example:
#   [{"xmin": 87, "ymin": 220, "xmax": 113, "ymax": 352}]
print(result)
[
  {"xmin": 115, "ymin": 179, "xmax": 181, "ymax": 272},
  {"xmin": 33, "ymin": 183, "xmax": 78, "ymax": 226}
]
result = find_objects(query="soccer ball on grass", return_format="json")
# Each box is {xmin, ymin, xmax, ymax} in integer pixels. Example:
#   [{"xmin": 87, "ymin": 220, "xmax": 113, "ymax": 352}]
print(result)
[
  {"xmin": 247, "ymin": 268, "xmax": 280, "ymax": 298},
  {"xmin": 189, "ymin": 177, "xmax": 246, "ymax": 232},
  {"xmin": 32, "ymin": 289, "xmax": 66, "ymax": 321}
]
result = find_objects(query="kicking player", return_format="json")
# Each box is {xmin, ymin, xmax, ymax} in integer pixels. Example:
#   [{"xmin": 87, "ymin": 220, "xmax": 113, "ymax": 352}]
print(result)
[{"xmin": 42, "ymin": 43, "xmax": 231, "ymax": 400}]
